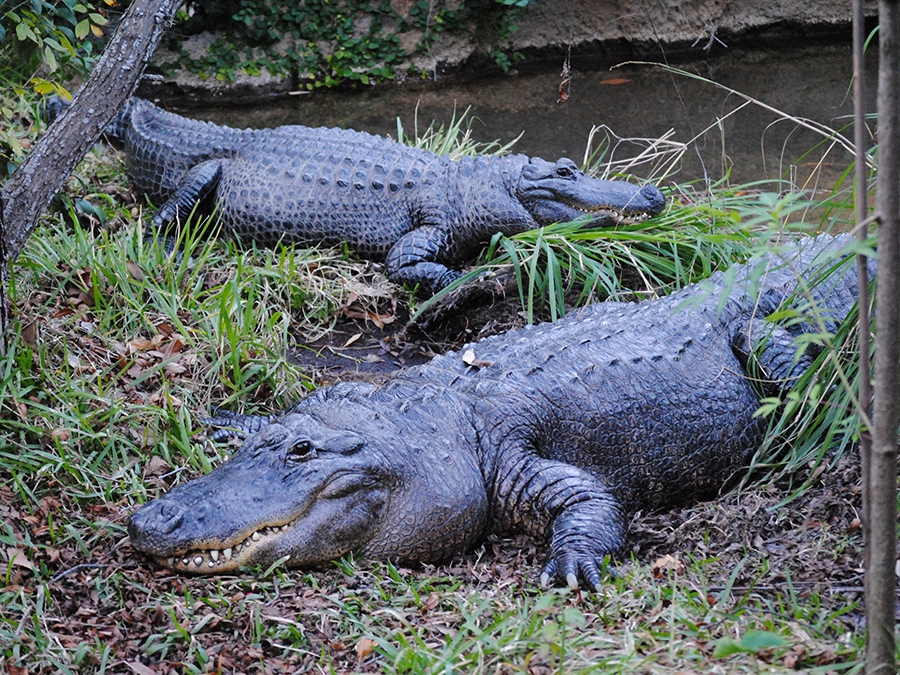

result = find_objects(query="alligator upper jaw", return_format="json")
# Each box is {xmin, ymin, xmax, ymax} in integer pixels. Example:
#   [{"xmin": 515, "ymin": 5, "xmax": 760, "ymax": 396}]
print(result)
[
  {"xmin": 528, "ymin": 192, "xmax": 665, "ymax": 226},
  {"xmin": 153, "ymin": 520, "xmax": 297, "ymax": 574}
]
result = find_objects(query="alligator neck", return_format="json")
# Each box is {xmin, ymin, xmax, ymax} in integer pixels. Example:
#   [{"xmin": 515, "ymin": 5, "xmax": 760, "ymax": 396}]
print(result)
[{"xmin": 431, "ymin": 154, "xmax": 536, "ymax": 256}]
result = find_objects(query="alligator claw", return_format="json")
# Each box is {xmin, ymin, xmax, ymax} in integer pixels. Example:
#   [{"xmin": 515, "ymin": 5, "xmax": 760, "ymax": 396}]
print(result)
[
  {"xmin": 202, "ymin": 408, "xmax": 272, "ymax": 441},
  {"xmin": 140, "ymin": 229, "xmax": 186, "ymax": 265},
  {"xmin": 541, "ymin": 548, "xmax": 612, "ymax": 591}
]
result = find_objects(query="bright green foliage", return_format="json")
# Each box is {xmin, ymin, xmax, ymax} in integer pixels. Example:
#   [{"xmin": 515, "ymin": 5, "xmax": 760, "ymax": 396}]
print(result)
[
  {"xmin": 0, "ymin": 0, "xmax": 111, "ymax": 82},
  {"xmin": 712, "ymin": 629, "xmax": 788, "ymax": 658},
  {"xmin": 164, "ymin": 0, "xmax": 532, "ymax": 87},
  {"xmin": 0, "ymin": 1, "xmax": 112, "ymax": 168}
]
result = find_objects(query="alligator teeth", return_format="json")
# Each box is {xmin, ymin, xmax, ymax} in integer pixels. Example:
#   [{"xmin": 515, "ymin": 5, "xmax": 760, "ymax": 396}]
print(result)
[{"xmin": 166, "ymin": 519, "xmax": 299, "ymax": 571}]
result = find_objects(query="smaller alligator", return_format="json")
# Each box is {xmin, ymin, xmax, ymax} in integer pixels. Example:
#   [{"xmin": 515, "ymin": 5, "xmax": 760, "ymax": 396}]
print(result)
[
  {"xmin": 128, "ymin": 235, "xmax": 873, "ymax": 589},
  {"xmin": 48, "ymin": 97, "xmax": 665, "ymax": 294}
]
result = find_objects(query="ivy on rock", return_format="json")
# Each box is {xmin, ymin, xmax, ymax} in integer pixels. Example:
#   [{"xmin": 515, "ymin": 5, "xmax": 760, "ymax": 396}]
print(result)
[{"xmin": 163, "ymin": 0, "xmax": 533, "ymax": 87}]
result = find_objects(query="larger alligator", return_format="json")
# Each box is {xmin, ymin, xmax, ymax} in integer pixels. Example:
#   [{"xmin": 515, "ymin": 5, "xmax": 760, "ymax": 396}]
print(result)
[
  {"xmin": 49, "ymin": 97, "xmax": 665, "ymax": 294},
  {"xmin": 128, "ymin": 234, "xmax": 873, "ymax": 589}
]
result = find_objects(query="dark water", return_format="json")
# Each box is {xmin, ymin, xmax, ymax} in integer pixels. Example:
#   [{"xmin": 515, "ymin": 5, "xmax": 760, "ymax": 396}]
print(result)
[{"xmin": 192, "ymin": 42, "xmax": 876, "ymax": 195}]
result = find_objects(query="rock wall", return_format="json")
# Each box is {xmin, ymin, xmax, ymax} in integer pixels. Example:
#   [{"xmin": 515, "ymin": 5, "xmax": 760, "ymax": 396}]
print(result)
[
  {"xmin": 508, "ymin": 0, "xmax": 872, "ymax": 55},
  {"xmin": 145, "ymin": 0, "xmax": 877, "ymax": 103}
]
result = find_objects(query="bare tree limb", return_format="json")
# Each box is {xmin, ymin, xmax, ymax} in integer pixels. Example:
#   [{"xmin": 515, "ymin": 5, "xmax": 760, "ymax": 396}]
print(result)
[
  {"xmin": 852, "ymin": 0, "xmax": 872, "ymax": 595},
  {"xmin": 868, "ymin": 2, "xmax": 900, "ymax": 673}
]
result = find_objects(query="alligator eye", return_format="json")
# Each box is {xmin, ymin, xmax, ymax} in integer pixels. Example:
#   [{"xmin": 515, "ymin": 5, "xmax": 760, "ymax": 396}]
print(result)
[
  {"xmin": 556, "ymin": 166, "xmax": 574, "ymax": 178},
  {"xmin": 288, "ymin": 439, "xmax": 315, "ymax": 459}
]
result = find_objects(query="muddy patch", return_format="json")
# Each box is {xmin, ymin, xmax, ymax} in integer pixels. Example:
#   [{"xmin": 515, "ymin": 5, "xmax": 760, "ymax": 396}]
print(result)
[{"xmin": 286, "ymin": 284, "xmax": 544, "ymax": 387}]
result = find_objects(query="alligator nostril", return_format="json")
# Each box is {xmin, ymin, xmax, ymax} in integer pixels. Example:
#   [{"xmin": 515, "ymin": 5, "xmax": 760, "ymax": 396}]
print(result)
[
  {"xmin": 158, "ymin": 502, "xmax": 185, "ymax": 533},
  {"xmin": 639, "ymin": 184, "xmax": 665, "ymax": 213},
  {"xmin": 131, "ymin": 499, "xmax": 184, "ymax": 536}
]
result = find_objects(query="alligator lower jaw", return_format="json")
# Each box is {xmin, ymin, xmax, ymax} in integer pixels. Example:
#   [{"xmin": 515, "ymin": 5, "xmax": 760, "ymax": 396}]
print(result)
[
  {"xmin": 154, "ymin": 521, "xmax": 296, "ymax": 574},
  {"xmin": 573, "ymin": 207, "xmax": 651, "ymax": 223}
]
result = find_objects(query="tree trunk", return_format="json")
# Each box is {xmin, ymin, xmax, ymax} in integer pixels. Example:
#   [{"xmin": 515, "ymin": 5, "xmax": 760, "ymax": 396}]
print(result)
[
  {"xmin": 868, "ymin": 1, "xmax": 900, "ymax": 673},
  {"xmin": 0, "ymin": 0, "xmax": 183, "ymax": 279},
  {"xmin": 853, "ymin": 0, "xmax": 873, "ymax": 616}
]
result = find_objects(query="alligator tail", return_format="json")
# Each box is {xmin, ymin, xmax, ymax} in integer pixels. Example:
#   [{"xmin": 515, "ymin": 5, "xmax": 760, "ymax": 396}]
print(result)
[
  {"xmin": 103, "ymin": 98, "xmax": 136, "ymax": 148},
  {"xmin": 41, "ymin": 95, "xmax": 70, "ymax": 125},
  {"xmin": 41, "ymin": 95, "xmax": 134, "ymax": 149}
]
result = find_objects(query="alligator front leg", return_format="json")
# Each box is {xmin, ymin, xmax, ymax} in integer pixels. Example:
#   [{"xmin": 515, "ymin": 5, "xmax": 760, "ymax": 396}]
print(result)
[
  {"xmin": 202, "ymin": 408, "xmax": 273, "ymax": 441},
  {"xmin": 384, "ymin": 225, "xmax": 462, "ymax": 295},
  {"xmin": 150, "ymin": 159, "xmax": 223, "ymax": 233},
  {"xmin": 492, "ymin": 444, "xmax": 625, "ymax": 590},
  {"xmin": 732, "ymin": 317, "xmax": 815, "ymax": 395}
]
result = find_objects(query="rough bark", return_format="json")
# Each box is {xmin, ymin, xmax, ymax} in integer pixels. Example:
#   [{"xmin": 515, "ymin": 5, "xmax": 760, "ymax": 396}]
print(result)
[
  {"xmin": 0, "ymin": 0, "xmax": 183, "ymax": 279},
  {"xmin": 868, "ymin": 1, "xmax": 900, "ymax": 673}
]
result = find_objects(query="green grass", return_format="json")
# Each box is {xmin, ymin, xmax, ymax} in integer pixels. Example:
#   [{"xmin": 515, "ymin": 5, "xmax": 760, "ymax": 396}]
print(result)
[{"xmin": 0, "ymin": 90, "xmax": 875, "ymax": 672}]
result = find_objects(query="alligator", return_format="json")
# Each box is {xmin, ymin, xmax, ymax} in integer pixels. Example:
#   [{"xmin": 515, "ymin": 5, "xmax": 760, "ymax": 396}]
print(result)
[
  {"xmin": 128, "ymin": 234, "xmax": 873, "ymax": 589},
  {"xmin": 48, "ymin": 96, "xmax": 665, "ymax": 294}
]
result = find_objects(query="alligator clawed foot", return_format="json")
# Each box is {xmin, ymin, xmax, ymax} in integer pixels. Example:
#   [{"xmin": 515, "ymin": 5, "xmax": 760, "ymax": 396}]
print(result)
[
  {"xmin": 140, "ymin": 228, "xmax": 186, "ymax": 265},
  {"xmin": 410, "ymin": 267, "xmax": 518, "ymax": 326},
  {"xmin": 540, "ymin": 551, "xmax": 616, "ymax": 591},
  {"xmin": 201, "ymin": 408, "xmax": 272, "ymax": 441}
]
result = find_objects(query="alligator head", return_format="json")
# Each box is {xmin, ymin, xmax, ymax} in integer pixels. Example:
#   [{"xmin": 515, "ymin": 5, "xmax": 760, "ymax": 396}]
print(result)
[
  {"xmin": 128, "ymin": 400, "xmax": 488, "ymax": 573},
  {"xmin": 517, "ymin": 157, "xmax": 665, "ymax": 225}
]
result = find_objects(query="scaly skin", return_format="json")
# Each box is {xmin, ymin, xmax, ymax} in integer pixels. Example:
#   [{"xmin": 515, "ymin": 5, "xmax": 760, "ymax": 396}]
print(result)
[
  {"xmin": 50, "ymin": 97, "xmax": 666, "ymax": 294},
  {"xmin": 128, "ymin": 234, "xmax": 874, "ymax": 589}
]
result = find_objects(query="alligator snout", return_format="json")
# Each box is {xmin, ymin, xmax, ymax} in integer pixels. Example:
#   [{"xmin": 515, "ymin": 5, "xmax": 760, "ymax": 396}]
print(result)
[
  {"xmin": 635, "ymin": 183, "xmax": 666, "ymax": 216},
  {"xmin": 128, "ymin": 498, "xmax": 187, "ymax": 552}
]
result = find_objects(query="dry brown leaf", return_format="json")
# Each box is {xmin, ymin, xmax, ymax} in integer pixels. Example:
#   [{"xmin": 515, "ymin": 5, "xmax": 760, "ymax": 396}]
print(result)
[
  {"xmin": 355, "ymin": 637, "xmax": 377, "ymax": 660},
  {"xmin": 128, "ymin": 337, "xmax": 152, "ymax": 353},
  {"xmin": 126, "ymin": 661, "xmax": 158, "ymax": 675},
  {"xmin": 163, "ymin": 361, "xmax": 188, "ymax": 378},
  {"xmin": 144, "ymin": 456, "xmax": 172, "ymax": 477},
  {"xmin": 419, "ymin": 593, "xmax": 441, "ymax": 614},
  {"xmin": 125, "ymin": 260, "xmax": 145, "ymax": 281},
  {"xmin": 6, "ymin": 548, "xmax": 35, "ymax": 571},
  {"xmin": 50, "ymin": 429, "xmax": 70, "ymax": 442},
  {"xmin": 782, "ymin": 644, "xmax": 808, "ymax": 669},
  {"xmin": 369, "ymin": 312, "xmax": 395, "ymax": 329},
  {"xmin": 21, "ymin": 321, "xmax": 37, "ymax": 345},
  {"xmin": 651, "ymin": 554, "xmax": 685, "ymax": 578}
]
